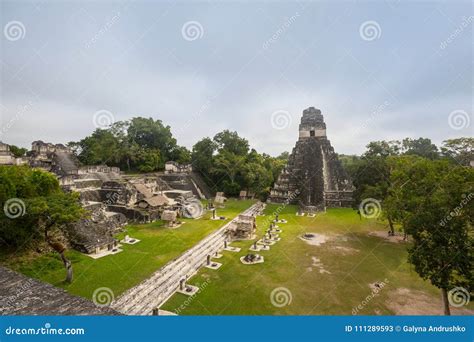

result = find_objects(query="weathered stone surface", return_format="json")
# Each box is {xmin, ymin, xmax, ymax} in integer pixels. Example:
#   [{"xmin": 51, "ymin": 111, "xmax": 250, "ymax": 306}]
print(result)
[
  {"xmin": 269, "ymin": 107, "xmax": 353, "ymax": 212},
  {"xmin": 227, "ymin": 214, "xmax": 256, "ymax": 240},
  {"xmin": 65, "ymin": 202, "xmax": 126, "ymax": 254},
  {"xmin": 0, "ymin": 266, "xmax": 119, "ymax": 315}
]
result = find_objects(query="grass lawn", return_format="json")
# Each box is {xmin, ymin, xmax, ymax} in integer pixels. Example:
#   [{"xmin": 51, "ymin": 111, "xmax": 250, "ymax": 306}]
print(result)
[
  {"xmin": 161, "ymin": 203, "xmax": 474, "ymax": 315},
  {"xmin": 0, "ymin": 199, "xmax": 255, "ymax": 300}
]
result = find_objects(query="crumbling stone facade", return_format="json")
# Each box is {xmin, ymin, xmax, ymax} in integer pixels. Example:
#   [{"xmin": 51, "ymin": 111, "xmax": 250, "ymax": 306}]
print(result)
[{"xmin": 269, "ymin": 107, "xmax": 353, "ymax": 212}]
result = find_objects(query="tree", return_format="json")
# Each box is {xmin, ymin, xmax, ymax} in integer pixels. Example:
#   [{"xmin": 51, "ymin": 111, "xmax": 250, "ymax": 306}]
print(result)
[
  {"xmin": 352, "ymin": 142, "xmax": 397, "ymax": 234},
  {"xmin": 28, "ymin": 192, "xmax": 85, "ymax": 283},
  {"xmin": 364, "ymin": 140, "xmax": 401, "ymax": 158},
  {"xmin": 213, "ymin": 130, "xmax": 249, "ymax": 156},
  {"xmin": 76, "ymin": 129, "xmax": 121, "ymax": 166},
  {"xmin": 137, "ymin": 149, "xmax": 162, "ymax": 172},
  {"xmin": 191, "ymin": 132, "xmax": 294, "ymax": 198},
  {"xmin": 212, "ymin": 150, "xmax": 244, "ymax": 186},
  {"xmin": 276, "ymin": 151, "xmax": 290, "ymax": 160},
  {"xmin": 191, "ymin": 137, "xmax": 216, "ymax": 176},
  {"xmin": 9, "ymin": 145, "xmax": 27, "ymax": 158},
  {"xmin": 127, "ymin": 117, "xmax": 177, "ymax": 159},
  {"xmin": 402, "ymin": 137, "xmax": 439, "ymax": 159},
  {"xmin": 338, "ymin": 154, "xmax": 361, "ymax": 180},
  {"xmin": 242, "ymin": 162, "xmax": 273, "ymax": 198},
  {"xmin": 441, "ymin": 138, "xmax": 473, "ymax": 166},
  {"xmin": 388, "ymin": 157, "xmax": 473, "ymax": 315},
  {"xmin": 72, "ymin": 117, "xmax": 193, "ymax": 172},
  {"xmin": 169, "ymin": 146, "xmax": 191, "ymax": 164},
  {"xmin": 0, "ymin": 166, "xmax": 85, "ymax": 283}
]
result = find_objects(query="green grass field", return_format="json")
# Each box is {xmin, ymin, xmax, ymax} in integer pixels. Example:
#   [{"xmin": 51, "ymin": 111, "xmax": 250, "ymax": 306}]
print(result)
[
  {"xmin": 3, "ymin": 200, "xmax": 472, "ymax": 315},
  {"xmin": 1, "ymin": 199, "xmax": 255, "ymax": 300},
  {"xmin": 160, "ymin": 203, "xmax": 473, "ymax": 315}
]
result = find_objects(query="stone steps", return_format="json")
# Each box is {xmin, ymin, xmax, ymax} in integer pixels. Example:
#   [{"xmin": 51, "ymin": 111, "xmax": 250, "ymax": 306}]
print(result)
[{"xmin": 112, "ymin": 203, "xmax": 261, "ymax": 315}]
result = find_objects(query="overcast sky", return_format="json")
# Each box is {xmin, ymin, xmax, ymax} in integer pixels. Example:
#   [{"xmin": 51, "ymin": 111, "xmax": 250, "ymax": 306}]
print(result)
[{"xmin": 0, "ymin": 0, "xmax": 472, "ymax": 156}]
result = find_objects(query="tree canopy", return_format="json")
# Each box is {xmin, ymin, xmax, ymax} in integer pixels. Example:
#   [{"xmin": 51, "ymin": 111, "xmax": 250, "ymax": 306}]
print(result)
[
  {"xmin": 71, "ymin": 117, "xmax": 190, "ymax": 172},
  {"xmin": 191, "ymin": 131, "xmax": 287, "ymax": 198}
]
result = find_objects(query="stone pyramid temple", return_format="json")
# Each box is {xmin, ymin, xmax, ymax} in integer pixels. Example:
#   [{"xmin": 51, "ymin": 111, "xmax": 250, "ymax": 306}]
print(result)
[{"xmin": 269, "ymin": 107, "xmax": 353, "ymax": 212}]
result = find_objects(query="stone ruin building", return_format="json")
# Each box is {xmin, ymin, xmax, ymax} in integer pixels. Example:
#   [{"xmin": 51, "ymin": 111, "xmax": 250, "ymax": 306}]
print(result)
[
  {"xmin": 0, "ymin": 140, "xmax": 214, "ymax": 256},
  {"xmin": 164, "ymin": 161, "xmax": 192, "ymax": 174},
  {"xmin": 239, "ymin": 190, "xmax": 255, "ymax": 200},
  {"xmin": 0, "ymin": 141, "xmax": 24, "ymax": 165},
  {"xmin": 269, "ymin": 107, "xmax": 353, "ymax": 212},
  {"xmin": 227, "ymin": 214, "xmax": 257, "ymax": 240}
]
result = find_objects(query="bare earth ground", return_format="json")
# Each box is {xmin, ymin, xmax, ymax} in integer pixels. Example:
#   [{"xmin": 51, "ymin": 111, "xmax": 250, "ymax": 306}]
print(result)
[
  {"xmin": 369, "ymin": 231, "xmax": 408, "ymax": 243},
  {"xmin": 386, "ymin": 288, "xmax": 474, "ymax": 315}
]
